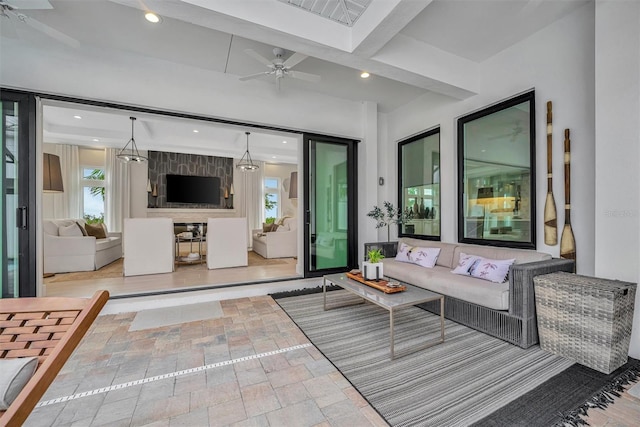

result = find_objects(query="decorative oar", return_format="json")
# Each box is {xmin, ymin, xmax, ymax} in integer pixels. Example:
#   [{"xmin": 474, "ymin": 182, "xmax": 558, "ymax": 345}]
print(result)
[
  {"xmin": 560, "ymin": 128, "xmax": 576, "ymax": 270},
  {"xmin": 544, "ymin": 101, "xmax": 558, "ymax": 245}
]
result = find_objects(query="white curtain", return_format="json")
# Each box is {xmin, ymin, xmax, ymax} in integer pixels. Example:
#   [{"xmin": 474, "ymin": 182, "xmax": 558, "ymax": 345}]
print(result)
[
  {"xmin": 43, "ymin": 144, "xmax": 81, "ymax": 219},
  {"xmin": 104, "ymin": 148, "xmax": 130, "ymax": 232},
  {"xmin": 234, "ymin": 159, "xmax": 264, "ymax": 246}
]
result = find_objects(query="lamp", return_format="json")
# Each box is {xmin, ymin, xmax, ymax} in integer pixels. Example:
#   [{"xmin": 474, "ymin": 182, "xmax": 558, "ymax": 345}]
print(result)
[
  {"xmin": 117, "ymin": 117, "xmax": 147, "ymax": 163},
  {"xmin": 288, "ymin": 171, "xmax": 298, "ymax": 199},
  {"xmin": 146, "ymin": 179, "xmax": 152, "ymax": 193},
  {"xmin": 229, "ymin": 183, "xmax": 234, "ymax": 209},
  {"xmin": 43, "ymin": 153, "xmax": 64, "ymax": 192},
  {"xmin": 236, "ymin": 131, "xmax": 259, "ymax": 171}
]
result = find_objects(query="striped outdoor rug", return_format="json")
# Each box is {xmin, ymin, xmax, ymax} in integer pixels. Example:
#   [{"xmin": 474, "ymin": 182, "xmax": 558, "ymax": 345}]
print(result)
[{"xmin": 276, "ymin": 290, "xmax": 574, "ymax": 427}]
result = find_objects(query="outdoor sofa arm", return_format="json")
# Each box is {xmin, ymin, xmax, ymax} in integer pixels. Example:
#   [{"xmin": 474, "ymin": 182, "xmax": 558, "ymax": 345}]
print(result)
[{"xmin": 508, "ymin": 258, "xmax": 575, "ymax": 318}]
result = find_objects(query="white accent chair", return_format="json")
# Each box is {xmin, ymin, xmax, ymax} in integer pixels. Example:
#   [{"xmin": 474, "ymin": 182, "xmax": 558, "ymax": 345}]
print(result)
[
  {"xmin": 207, "ymin": 217, "xmax": 248, "ymax": 269},
  {"xmin": 123, "ymin": 218, "xmax": 174, "ymax": 277}
]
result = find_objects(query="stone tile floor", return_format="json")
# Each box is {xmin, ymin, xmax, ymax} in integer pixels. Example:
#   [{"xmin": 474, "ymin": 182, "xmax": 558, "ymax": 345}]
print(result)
[
  {"xmin": 20, "ymin": 292, "xmax": 639, "ymax": 426},
  {"xmin": 25, "ymin": 296, "xmax": 388, "ymax": 427}
]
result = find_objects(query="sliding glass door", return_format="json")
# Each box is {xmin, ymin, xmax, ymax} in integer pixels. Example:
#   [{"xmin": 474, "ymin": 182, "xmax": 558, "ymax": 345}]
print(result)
[
  {"xmin": 1, "ymin": 90, "xmax": 37, "ymax": 298},
  {"xmin": 304, "ymin": 135, "xmax": 358, "ymax": 276}
]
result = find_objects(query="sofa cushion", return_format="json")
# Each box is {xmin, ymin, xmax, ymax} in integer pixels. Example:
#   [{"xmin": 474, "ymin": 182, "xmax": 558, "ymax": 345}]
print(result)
[
  {"xmin": 0, "ymin": 357, "xmax": 38, "ymax": 410},
  {"xmin": 451, "ymin": 252, "xmax": 481, "ymax": 275},
  {"xmin": 76, "ymin": 221, "xmax": 88, "ymax": 236},
  {"xmin": 58, "ymin": 223, "xmax": 84, "ymax": 237},
  {"xmin": 398, "ymin": 238, "xmax": 456, "ymax": 268},
  {"xmin": 470, "ymin": 257, "xmax": 515, "ymax": 283},
  {"xmin": 85, "ymin": 223, "xmax": 107, "ymax": 239},
  {"xmin": 382, "ymin": 260, "xmax": 509, "ymax": 310},
  {"xmin": 96, "ymin": 236, "xmax": 121, "ymax": 251}
]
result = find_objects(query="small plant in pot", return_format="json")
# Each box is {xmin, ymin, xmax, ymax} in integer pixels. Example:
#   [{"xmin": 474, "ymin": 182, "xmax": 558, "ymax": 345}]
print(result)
[{"xmin": 363, "ymin": 248, "xmax": 385, "ymax": 281}]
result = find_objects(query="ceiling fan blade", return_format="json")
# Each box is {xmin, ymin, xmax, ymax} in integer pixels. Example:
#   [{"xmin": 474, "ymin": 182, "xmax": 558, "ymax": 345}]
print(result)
[
  {"xmin": 288, "ymin": 70, "xmax": 321, "ymax": 83},
  {"xmin": 18, "ymin": 12, "xmax": 80, "ymax": 48},
  {"xmin": 283, "ymin": 52, "xmax": 307, "ymax": 69},
  {"xmin": 239, "ymin": 71, "xmax": 270, "ymax": 81},
  {"xmin": 4, "ymin": 0, "xmax": 53, "ymax": 10},
  {"xmin": 244, "ymin": 49, "xmax": 273, "ymax": 67}
]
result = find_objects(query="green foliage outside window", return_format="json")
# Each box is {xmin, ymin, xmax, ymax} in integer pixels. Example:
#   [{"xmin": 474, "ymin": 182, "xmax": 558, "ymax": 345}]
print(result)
[{"xmin": 84, "ymin": 169, "xmax": 105, "ymax": 200}]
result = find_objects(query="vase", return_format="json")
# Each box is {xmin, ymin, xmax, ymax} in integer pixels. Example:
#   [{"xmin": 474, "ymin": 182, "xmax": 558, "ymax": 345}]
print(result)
[{"xmin": 362, "ymin": 261, "xmax": 384, "ymax": 281}]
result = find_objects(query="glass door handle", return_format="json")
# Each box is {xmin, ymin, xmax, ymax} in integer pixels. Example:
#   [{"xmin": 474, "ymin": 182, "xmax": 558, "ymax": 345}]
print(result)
[{"xmin": 16, "ymin": 206, "xmax": 27, "ymax": 229}]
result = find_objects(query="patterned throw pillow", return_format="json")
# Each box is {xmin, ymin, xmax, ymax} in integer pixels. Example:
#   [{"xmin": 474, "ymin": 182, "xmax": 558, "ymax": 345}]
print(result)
[
  {"xmin": 451, "ymin": 253, "xmax": 481, "ymax": 276},
  {"xmin": 395, "ymin": 242, "xmax": 440, "ymax": 268},
  {"xmin": 470, "ymin": 257, "xmax": 515, "ymax": 283}
]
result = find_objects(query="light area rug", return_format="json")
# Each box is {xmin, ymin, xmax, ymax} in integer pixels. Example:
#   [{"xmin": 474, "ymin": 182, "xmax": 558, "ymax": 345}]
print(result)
[
  {"xmin": 44, "ymin": 251, "xmax": 289, "ymax": 283},
  {"xmin": 275, "ymin": 290, "xmax": 574, "ymax": 427}
]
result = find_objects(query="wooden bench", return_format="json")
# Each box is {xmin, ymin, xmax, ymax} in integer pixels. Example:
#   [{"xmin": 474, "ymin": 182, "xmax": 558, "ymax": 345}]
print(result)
[{"xmin": 0, "ymin": 290, "xmax": 109, "ymax": 427}]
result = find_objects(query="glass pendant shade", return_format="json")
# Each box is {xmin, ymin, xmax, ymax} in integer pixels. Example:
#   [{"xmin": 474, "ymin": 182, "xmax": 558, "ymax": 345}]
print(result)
[
  {"xmin": 236, "ymin": 131, "xmax": 259, "ymax": 171},
  {"xmin": 117, "ymin": 117, "xmax": 147, "ymax": 163}
]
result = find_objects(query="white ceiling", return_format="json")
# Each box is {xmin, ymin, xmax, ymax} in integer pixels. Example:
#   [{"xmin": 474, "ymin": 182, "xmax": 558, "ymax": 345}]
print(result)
[{"xmin": 1, "ymin": 0, "xmax": 588, "ymax": 161}]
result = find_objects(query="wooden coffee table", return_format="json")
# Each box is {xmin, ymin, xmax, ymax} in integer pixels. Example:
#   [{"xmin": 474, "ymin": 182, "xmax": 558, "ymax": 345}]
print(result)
[{"xmin": 323, "ymin": 273, "xmax": 445, "ymax": 359}]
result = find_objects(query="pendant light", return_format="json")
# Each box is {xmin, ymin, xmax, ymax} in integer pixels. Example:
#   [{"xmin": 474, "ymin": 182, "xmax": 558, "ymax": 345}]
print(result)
[
  {"xmin": 117, "ymin": 117, "xmax": 147, "ymax": 163},
  {"xmin": 236, "ymin": 131, "xmax": 259, "ymax": 171}
]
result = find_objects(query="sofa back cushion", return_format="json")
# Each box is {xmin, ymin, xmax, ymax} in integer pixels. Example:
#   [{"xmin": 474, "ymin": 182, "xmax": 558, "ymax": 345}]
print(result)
[
  {"xmin": 43, "ymin": 220, "xmax": 60, "ymax": 236},
  {"xmin": 398, "ymin": 238, "xmax": 456, "ymax": 268},
  {"xmin": 58, "ymin": 223, "xmax": 84, "ymax": 237},
  {"xmin": 452, "ymin": 244, "xmax": 550, "ymax": 267}
]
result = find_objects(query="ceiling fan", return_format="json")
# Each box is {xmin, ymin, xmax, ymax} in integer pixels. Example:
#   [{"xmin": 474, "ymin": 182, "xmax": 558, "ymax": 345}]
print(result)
[
  {"xmin": 240, "ymin": 47, "xmax": 321, "ymax": 90},
  {"xmin": 488, "ymin": 121, "xmax": 525, "ymax": 142},
  {"xmin": 0, "ymin": 0, "xmax": 80, "ymax": 48}
]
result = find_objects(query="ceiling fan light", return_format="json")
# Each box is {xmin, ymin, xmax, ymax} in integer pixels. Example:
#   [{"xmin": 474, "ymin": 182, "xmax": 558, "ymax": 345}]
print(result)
[
  {"xmin": 360, "ymin": 71, "xmax": 370, "ymax": 78},
  {"xmin": 117, "ymin": 117, "xmax": 148, "ymax": 163}
]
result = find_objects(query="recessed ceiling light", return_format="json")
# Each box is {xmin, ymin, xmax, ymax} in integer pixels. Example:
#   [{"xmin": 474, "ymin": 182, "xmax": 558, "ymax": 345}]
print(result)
[
  {"xmin": 272, "ymin": 156, "xmax": 277, "ymax": 159},
  {"xmin": 92, "ymin": 138, "xmax": 99, "ymax": 142},
  {"xmin": 144, "ymin": 12, "xmax": 161, "ymax": 23},
  {"xmin": 73, "ymin": 115, "xmax": 82, "ymax": 119},
  {"xmin": 481, "ymin": 149, "xmax": 486, "ymax": 152},
  {"xmin": 282, "ymin": 140, "xmax": 287, "ymax": 144},
  {"xmin": 193, "ymin": 129, "xmax": 199, "ymax": 133},
  {"xmin": 360, "ymin": 72, "xmax": 370, "ymax": 78}
]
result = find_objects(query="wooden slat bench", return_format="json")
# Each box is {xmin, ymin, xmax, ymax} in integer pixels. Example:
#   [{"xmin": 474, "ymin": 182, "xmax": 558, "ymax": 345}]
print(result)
[{"xmin": 0, "ymin": 290, "xmax": 109, "ymax": 427}]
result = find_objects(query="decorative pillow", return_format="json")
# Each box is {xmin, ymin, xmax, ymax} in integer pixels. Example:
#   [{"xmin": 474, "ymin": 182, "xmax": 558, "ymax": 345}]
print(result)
[
  {"xmin": 451, "ymin": 253, "xmax": 482, "ymax": 276},
  {"xmin": 76, "ymin": 221, "xmax": 88, "ymax": 236},
  {"xmin": 58, "ymin": 223, "xmax": 83, "ymax": 237},
  {"xmin": 0, "ymin": 357, "xmax": 38, "ymax": 410},
  {"xmin": 101, "ymin": 223, "xmax": 109, "ymax": 234},
  {"xmin": 395, "ymin": 243, "xmax": 440, "ymax": 268},
  {"xmin": 275, "ymin": 225, "xmax": 288, "ymax": 232},
  {"xmin": 262, "ymin": 223, "xmax": 273, "ymax": 232},
  {"xmin": 85, "ymin": 223, "xmax": 107, "ymax": 239},
  {"xmin": 395, "ymin": 242, "xmax": 413, "ymax": 263},
  {"xmin": 470, "ymin": 257, "xmax": 515, "ymax": 283}
]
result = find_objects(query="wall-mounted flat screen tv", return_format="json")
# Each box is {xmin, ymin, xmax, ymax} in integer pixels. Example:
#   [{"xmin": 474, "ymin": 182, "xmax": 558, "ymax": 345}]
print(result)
[{"xmin": 166, "ymin": 174, "xmax": 221, "ymax": 204}]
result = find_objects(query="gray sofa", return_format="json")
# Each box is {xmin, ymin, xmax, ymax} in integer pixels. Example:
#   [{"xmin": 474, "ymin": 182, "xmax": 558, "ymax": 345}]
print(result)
[{"xmin": 381, "ymin": 237, "xmax": 575, "ymax": 348}]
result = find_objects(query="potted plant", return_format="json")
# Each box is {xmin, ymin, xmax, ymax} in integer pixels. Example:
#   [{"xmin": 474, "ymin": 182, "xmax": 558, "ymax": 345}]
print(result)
[
  {"xmin": 367, "ymin": 201, "xmax": 415, "ymax": 242},
  {"xmin": 363, "ymin": 248, "xmax": 385, "ymax": 280}
]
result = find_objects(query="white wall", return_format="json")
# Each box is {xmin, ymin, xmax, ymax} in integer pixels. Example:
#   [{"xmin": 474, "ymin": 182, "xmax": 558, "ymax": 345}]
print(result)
[
  {"xmin": 594, "ymin": 0, "xmax": 640, "ymax": 358},
  {"xmin": 387, "ymin": 2, "xmax": 596, "ymax": 271},
  {"xmin": 1, "ymin": 43, "xmax": 364, "ymax": 141}
]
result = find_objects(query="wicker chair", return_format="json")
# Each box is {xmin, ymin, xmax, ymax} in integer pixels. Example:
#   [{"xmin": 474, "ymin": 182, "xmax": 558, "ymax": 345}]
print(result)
[{"xmin": 0, "ymin": 290, "xmax": 109, "ymax": 426}]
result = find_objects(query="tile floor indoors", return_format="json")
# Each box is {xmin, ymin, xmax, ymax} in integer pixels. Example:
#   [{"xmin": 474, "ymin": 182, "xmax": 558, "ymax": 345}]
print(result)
[{"xmin": 22, "ymin": 281, "xmax": 640, "ymax": 427}]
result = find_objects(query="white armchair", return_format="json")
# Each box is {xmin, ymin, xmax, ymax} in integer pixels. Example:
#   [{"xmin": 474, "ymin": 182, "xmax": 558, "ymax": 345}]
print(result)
[
  {"xmin": 207, "ymin": 217, "xmax": 248, "ymax": 269},
  {"xmin": 252, "ymin": 217, "xmax": 297, "ymax": 259},
  {"xmin": 123, "ymin": 218, "xmax": 174, "ymax": 277}
]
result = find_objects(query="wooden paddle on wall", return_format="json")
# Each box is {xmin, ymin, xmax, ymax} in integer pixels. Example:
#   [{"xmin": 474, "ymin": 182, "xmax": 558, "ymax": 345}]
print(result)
[
  {"xmin": 544, "ymin": 101, "xmax": 558, "ymax": 245},
  {"xmin": 560, "ymin": 128, "xmax": 576, "ymax": 270}
]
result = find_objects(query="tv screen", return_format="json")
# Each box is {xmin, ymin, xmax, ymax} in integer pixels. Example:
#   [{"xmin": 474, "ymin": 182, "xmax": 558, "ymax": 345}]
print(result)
[{"xmin": 166, "ymin": 175, "xmax": 221, "ymax": 204}]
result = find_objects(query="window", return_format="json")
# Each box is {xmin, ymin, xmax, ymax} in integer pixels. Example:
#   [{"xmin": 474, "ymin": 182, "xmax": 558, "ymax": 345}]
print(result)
[
  {"xmin": 82, "ymin": 167, "xmax": 105, "ymax": 224},
  {"xmin": 457, "ymin": 91, "xmax": 536, "ymax": 248},
  {"xmin": 264, "ymin": 177, "xmax": 280, "ymax": 223},
  {"xmin": 398, "ymin": 128, "xmax": 441, "ymax": 240}
]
